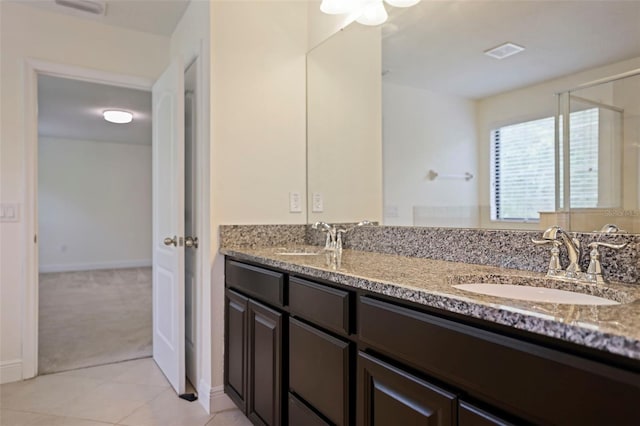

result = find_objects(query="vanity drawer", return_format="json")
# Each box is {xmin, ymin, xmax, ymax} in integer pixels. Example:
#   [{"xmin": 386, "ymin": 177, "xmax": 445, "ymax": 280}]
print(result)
[
  {"xmin": 288, "ymin": 393, "xmax": 330, "ymax": 426},
  {"xmin": 225, "ymin": 259, "xmax": 284, "ymax": 307},
  {"xmin": 289, "ymin": 277, "xmax": 350, "ymax": 335},
  {"xmin": 289, "ymin": 318, "xmax": 350, "ymax": 426},
  {"xmin": 358, "ymin": 296, "xmax": 640, "ymax": 425}
]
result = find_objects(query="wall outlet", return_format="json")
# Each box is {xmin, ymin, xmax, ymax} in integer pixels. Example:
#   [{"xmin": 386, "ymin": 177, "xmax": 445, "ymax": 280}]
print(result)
[
  {"xmin": 289, "ymin": 192, "xmax": 302, "ymax": 213},
  {"xmin": 312, "ymin": 192, "xmax": 324, "ymax": 213},
  {"xmin": 0, "ymin": 203, "xmax": 20, "ymax": 222}
]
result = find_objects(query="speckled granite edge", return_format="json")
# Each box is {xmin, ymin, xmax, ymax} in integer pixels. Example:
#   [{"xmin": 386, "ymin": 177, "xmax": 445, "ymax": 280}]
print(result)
[
  {"xmin": 325, "ymin": 226, "xmax": 639, "ymax": 285},
  {"xmin": 220, "ymin": 247, "xmax": 640, "ymax": 360},
  {"xmin": 219, "ymin": 225, "xmax": 306, "ymax": 248}
]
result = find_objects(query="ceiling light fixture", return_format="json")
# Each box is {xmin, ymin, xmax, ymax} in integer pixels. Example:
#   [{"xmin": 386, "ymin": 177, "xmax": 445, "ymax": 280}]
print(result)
[
  {"xmin": 357, "ymin": 0, "xmax": 388, "ymax": 26},
  {"xmin": 384, "ymin": 0, "xmax": 420, "ymax": 7},
  {"xmin": 103, "ymin": 110, "xmax": 133, "ymax": 124},
  {"xmin": 320, "ymin": 0, "xmax": 360, "ymax": 15},
  {"xmin": 320, "ymin": 0, "xmax": 421, "ymax": 26}
]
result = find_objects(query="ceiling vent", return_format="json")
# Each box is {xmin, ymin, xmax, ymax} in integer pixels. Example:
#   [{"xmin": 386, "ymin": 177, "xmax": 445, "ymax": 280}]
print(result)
[
  {"xmin": 484, "ymin": 42, "xmax": 525, "ymax": 60},
  {"xmin": 54, "ymin": 0, "xmax": 106, "ymax": 16}
]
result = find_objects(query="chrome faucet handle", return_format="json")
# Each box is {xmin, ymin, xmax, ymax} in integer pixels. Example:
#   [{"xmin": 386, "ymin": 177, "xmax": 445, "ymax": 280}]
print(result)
[
  {"xmin": 595, "ymin": 224, "xmax": 627, "ymax": 234},
  {"xmin": 532, "ymin": 238, "xmax": 563, "ymax": 276},
  {"xmin": 585, "ymin": 241, "xmax": 627, "ymax": 284}
]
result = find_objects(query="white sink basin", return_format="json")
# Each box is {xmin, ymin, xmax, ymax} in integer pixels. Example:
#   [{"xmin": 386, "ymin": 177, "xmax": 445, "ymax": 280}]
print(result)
[
  {"xmin": 275, "ymin": 247, "xmax": 324, "ymax": 256},
  {"xmin": 452, "ymin": 284, "xmax": 620, "ymax": 306}
]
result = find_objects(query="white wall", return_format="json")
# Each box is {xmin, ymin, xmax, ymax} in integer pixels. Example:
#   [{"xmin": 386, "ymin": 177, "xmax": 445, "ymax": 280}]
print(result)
[
  {"xmin": 307, "ymin": 23, "xmax": 383, "ymax": 224},
  {"xmin": 0, "ymin": 1, "xmax": 169, "ymax": 383},
  {"xmin": 211, "ymin": 1, "xmax": 308, "ymax": 225},
  {"xmin": 38, "ymin": 137, "xmax": 151, "ymax": 272},
  {"xmin": 382, "ymin": 83, "xmax": 478, "ymax": 227},
  {"xmin": 476, "ymin": 56, "xmax": 640, "ymax": 229},
  {"xmin": 209, "ymin": 0, "xmax": 308, "ymax": 410}
]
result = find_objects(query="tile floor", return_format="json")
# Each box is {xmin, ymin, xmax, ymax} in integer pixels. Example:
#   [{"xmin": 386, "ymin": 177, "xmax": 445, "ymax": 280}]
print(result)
[{"xmin": 0, "ymin": 358, "xmax": 252, "ymax": 426}]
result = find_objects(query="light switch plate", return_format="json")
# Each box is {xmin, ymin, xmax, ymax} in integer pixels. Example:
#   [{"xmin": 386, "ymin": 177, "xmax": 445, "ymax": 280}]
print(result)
[
  {"xmin": 0, "ymin": 203, "xmax": 20, "ymax": 222},
  {"xmin": 289, "ymin": 192, "xmax": 302, "ymax": 213},
  {"xmin": 312, "ymin": 192, "xmax": 323, "ymax": 213}
]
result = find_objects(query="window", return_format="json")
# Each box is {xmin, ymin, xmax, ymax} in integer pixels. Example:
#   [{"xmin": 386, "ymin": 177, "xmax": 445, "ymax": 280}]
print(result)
[{"xmin": 490, "ymin": 108, "xmax": 599, "ymax": 221}]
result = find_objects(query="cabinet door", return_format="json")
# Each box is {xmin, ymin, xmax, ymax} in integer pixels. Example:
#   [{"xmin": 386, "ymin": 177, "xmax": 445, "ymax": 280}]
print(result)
[
  {"xmin": 248, "ymin": 299, "xmax": 283, "ymax": 426},
  {"xmin": 288, "ymin": 393, "xmax": 331, "ymax": 426},
  {"xmin": 289, "ymin": 318, "xmax": 350, "ymax": 425},
  {"xmin": 458, "ymin": 401, "xmax": 515, "ymax": 426},
  {"xmin": 357, "ymin": 352, "xmax": 456, "ymax": 426},
  {"xmin": 224, "ymin": 289, "xmax": 248, "ymax": 412}
]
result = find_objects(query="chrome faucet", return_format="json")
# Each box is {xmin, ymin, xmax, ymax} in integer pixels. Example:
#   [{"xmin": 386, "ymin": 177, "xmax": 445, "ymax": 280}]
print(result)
[
  {"xmin": 312, "ymin": 222, "xmax": 337, "ymax": 251},
  {"xmin": 534, "ymin": 226, "xmax": 582, "ymax": 277},
  {"xmin": 312, "ymin": 220, "xmax": 374, "ymax": 252},
  {"xmin": 533, "ymin": 225, "xmax": 627, "ymax": 285}
]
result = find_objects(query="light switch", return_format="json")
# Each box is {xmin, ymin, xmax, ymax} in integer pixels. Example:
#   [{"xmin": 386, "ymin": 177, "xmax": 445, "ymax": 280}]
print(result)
[
  {"xmin": 312, "ymin": 192, "xmax": 323, "ymax": 213},
  {"xmin": 289, "ymin": 192, "xmax": 302, "ymax": 213},
  {"xmin": 0, "ymin": 203, "xmax": 19, "ymax": 222}
]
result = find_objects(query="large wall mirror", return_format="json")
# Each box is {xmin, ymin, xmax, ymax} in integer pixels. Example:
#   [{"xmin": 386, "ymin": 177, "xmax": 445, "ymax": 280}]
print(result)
[{"xmin": 307, "ymin": 0, "xmax": 640, "ymax": 233}]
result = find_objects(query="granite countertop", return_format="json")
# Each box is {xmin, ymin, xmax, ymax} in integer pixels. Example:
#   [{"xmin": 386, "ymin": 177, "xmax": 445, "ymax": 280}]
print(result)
[{"xmin": 221, "ymin": 245, "xmax": 640, "ymax": 361}]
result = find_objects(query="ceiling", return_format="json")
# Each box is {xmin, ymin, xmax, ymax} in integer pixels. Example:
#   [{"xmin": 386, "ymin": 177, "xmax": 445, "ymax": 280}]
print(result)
[
  {"xmin": 17, "ymin": 0, "xmax": 189, "ymax": 36},
  {"xmin": 382, "ymin": 1, "xmax": 640, "ymax": 99},
  {"xmin": 38, "ymin": 75, "xmax": 152, "ymax": 145}
]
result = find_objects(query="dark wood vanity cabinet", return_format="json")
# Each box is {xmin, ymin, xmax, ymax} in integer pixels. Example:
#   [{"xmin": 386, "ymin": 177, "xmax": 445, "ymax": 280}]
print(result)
[
  {"xmin": 224, "ymin": 258, "xmax": 640, "ymax": 426},
  {"xmin": 225, "ymin": 261, "xmax": 285, "ymax": 426},
  {"xmin": 358, "ymin": 295, "xmax": 640, "ymax": 425}
]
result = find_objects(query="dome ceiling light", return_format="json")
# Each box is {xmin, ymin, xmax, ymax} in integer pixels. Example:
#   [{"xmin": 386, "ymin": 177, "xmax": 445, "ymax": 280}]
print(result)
[
  {"xmin": 320, "ymin": 0, "xmax": 421, "ymax": 26},
  {"xmin": 103, "ymin": 110, "xmax": 134, "ymax": 124}
]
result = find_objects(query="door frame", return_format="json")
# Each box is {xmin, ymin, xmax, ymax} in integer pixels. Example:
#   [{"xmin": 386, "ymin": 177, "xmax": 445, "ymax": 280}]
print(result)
[
  {"xmin": 21, "ymin": 50, "xmax": 212, "ymax": 386},
  {"xmin": 21, "ymin": 57, "xmax": 210, "ymax": 384},
  {"xmin": 179, "ymin": 41, "xmax": 212, "ymax": 411}
]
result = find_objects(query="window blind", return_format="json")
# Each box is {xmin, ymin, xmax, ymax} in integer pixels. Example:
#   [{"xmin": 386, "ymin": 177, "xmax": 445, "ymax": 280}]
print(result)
[{"xmin": 491, "ymin": 108, "xmax": 599, "ymax": 221}]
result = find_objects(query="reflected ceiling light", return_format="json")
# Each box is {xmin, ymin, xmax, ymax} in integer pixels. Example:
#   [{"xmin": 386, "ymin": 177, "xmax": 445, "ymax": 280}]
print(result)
[
  {"xmin": 103, "ymin": 110, "xmax": 133, "ymax": 124},
  {"xmin": 320, "ymin": 0, "xmax": 421, "ymax": 26},
  {"xmin": 55, "ymin": 0, "xmax": 106, "ymax": 15},
  {"xmin": 384, "ymin": 0, "xmax": 420, "ymax": 7},
  {"xmin": 320, "ymin": 0, "xmax": 359, "ymax": 15},
  {"xmin": 357, "ymin": 0, "xmax": 388, "ymax": 26}
]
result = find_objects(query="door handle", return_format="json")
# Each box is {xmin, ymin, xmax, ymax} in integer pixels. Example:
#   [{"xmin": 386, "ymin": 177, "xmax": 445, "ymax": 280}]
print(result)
[
  {"xmin": 185, "ymin": 236, "xmax": 199, "ymax": 249},
  {"xmin": 164, "ymin": 236, "xmax": 177, "ymax": 247}
]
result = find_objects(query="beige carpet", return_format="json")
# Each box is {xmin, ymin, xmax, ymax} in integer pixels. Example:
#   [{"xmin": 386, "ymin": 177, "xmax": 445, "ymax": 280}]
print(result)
[{"xmin": 38, "ymin": 267, "xmax": 152, "ymax": 374}]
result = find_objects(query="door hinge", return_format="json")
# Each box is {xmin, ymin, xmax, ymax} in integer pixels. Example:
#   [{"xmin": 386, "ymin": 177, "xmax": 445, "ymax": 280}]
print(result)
[{"xmin": 34, "ymin": 234, "xmax": 37, "ymax": 244}]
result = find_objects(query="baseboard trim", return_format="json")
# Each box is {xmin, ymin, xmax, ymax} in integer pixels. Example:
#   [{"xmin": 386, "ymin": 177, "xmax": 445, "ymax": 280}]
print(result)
[
  {"xmin": 0, "ymin": 359, "xmax": 22, "ymax": 384},
  {"xmin": 203, "ymin": 382, "xmax": 236, "ymax": 414},
  {"xmin": 39, "ymin": 260, "xmax": 152, "ymax": 273}
]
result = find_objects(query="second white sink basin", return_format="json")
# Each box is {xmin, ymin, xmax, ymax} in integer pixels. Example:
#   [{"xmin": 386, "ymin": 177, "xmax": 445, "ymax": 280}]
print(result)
[
  {"xmin": 452, "ymin": 284, "xmax": 620, "ymax": 306},
  {"xmin": 275, "ymin": 247, "xmax": 324, "ymax": 256}
]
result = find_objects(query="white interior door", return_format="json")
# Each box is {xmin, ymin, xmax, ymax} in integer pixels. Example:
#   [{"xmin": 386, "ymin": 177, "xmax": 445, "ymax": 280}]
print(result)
[{"xmin": 152, "ymin": 58, "xmax": 185, "ymax": 395}]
